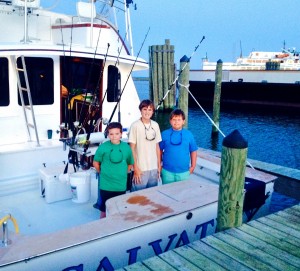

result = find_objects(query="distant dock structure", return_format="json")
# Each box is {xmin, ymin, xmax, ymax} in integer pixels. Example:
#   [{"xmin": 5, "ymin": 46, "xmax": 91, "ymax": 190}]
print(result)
[{"xmin": 189, "ymin": 69, "xmax": 300, "ymax": 111}]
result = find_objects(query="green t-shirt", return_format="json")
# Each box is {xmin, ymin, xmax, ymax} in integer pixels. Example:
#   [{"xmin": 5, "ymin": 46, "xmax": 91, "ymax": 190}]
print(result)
[{"xmin": 94, "ymin": 140, "xmax": 134, "ymax": 192}]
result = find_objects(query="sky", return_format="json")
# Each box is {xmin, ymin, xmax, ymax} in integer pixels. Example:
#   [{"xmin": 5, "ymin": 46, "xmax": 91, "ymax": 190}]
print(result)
[{"xmin": 40, "ymin": 0, "xmax": 300, "ymax": 75}]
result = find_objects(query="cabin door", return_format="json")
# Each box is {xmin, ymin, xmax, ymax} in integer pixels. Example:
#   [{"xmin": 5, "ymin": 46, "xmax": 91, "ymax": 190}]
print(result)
[{"xmin": 60, "ymin": 56, "xmax": 103, "ymax": 134}]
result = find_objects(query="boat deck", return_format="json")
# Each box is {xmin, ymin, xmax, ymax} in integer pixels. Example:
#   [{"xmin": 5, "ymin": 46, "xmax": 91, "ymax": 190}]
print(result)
[
  {"xmin": 0, "ymin": 179, "xmax": 100, "ymax": 236},
  {"xmin": 118, "ymin": 204, "xmax": 300, "ymax": 271},
  {"xmin": 0, "ymin": 149, "xmax": 279, "ymax": 236}
]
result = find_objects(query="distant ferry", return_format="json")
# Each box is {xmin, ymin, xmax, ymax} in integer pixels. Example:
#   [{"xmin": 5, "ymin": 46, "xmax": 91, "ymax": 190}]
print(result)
[{"xmin": 202, "ymin": 48, "xmax": 300, "ymax": 71}]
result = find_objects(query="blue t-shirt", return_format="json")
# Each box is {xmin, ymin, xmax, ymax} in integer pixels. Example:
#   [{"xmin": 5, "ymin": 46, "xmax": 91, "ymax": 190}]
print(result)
[{"xmin": 159, "ymin": 128, "xmax": 198, "ymax": 173}]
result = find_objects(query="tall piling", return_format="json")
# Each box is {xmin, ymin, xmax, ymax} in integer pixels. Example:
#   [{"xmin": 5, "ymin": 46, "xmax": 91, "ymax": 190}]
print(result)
[
  {"xmin": 216, "ymin": 129, "xmax": 248, "ymax": 232},
  {"xmin": 178, "ymin": 55, "xmax": 190, "ymax": 127},
  {"xmin": 149, "ymin": 39, "xmax": 175, "ymax": 110},
  {"xmin": 212, "ymin": 59, "xmax": 223, "ymax": 136}
]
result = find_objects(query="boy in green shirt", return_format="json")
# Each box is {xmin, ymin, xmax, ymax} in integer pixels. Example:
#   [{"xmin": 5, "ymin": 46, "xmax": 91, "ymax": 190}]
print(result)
[{"xmin": 93, "ymin": 122, "xmax": 134, "ymax": 218}]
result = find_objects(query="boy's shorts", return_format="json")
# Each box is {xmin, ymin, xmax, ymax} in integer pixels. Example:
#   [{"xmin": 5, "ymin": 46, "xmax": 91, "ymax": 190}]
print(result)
[
  {"xmin": 131, "ymin": 169, "xmax": 158, "ymax": 191},
  {"xmin": 161, "ymin": 168, "xmax": 189, "ymax": 184},
  {"xmin": 99, "ymin": 189, "xmax": 126, "ymax": 212}
]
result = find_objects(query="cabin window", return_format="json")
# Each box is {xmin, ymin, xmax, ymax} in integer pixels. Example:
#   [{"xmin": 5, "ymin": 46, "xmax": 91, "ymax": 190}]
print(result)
[
  {"xmin": 17, "ymin": 57, "xmax": 54, "ymax": 105},
  {"xmin": 61, "ymin": 56, "xmax": 102, "ymax": 95},
  {"xmin": 0, "ymin": 57, "xmax": 9, "ymax": 106},
  {"xmin": 107, "ymin": 65, "xmax": 121, "ymax": 102}
]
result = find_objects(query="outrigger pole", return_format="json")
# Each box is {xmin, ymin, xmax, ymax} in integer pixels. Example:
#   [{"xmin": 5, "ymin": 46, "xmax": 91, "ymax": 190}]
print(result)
[
  {"xmin": 105, "ymin": 27, "xmax": 150, "ymax": 128},
  {"xmin": 156, "ymin": 36, "xmax": 205, "ymax": 110}
]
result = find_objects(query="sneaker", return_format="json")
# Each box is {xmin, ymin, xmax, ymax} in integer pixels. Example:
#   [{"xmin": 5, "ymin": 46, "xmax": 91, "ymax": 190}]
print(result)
[{"xmin": 93, "ymin": 203, "xmax": 100, "ymax": 210}]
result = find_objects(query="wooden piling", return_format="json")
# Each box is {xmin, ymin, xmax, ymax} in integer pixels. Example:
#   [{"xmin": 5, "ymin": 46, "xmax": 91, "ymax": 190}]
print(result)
[
  {"xmin": 216, "ymin": 129, "xmax": 248, "ymax": 232},
  {"xmin": 212, "ymin": 59, "xmax": 223, "ymax": 135},
  {"xmin": 178, "ymin": 55, "xmax": 190, "ymax": 127},
  {"xmin": 149, "ymin": 40, "xmax": 175, "ymax": 110}
]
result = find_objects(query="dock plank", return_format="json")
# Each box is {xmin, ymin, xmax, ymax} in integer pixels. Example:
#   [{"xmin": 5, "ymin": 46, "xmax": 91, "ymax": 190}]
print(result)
[
  {"xmin": 285, "ymin": 205, "xmax": 300, "ymax": 217},
  {"xmin": 118, "ymin": 262, "xmax": 151, "ymax": 271},
  {"xmin": 158, "ymin": 250, "xmax": 201, "ymax": 270},
  {"xmin": 238, "ymin": 223, "xmax": 300, "ymax": 258},
  {"xmin": 257, "ymin": 216, "xmax": 300, "ymax": 240},
  {"xmin": 214, "ymin": 231, "xmax": 295, "ymax": 271},
  {"xmin": 173, "ymin": 245, "xmax": 227, "ymax": 271},
  {"xmin": 267, "ymin": 212, "xmax": 300, "ymax": 231},
  {"xmin": 189, "ymin": 241, "xmax": 252, "ymax": 271},
  {"xmin": 226, "ymin": 226, "xmax": 300, "ymax": 269},
  {"xmin": 275, "ymin": 209, "xmax": 300, "ymax": 224},
  {"xmin": 202, "ymin": 235, "xmax": 274, "ymax": 271},
  {"xmin": 142, "ymin": 255, "xmax": 178, "ymax": 271},
  {"xmin": 248, "ymin": 220, "xmax": 300, "ymax": 247}
]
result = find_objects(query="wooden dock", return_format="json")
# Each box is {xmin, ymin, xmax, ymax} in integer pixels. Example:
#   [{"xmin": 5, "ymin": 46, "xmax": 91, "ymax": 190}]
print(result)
[{"xmin": 117, "ymin": 204, "xmax": 300, "ymax": 271}]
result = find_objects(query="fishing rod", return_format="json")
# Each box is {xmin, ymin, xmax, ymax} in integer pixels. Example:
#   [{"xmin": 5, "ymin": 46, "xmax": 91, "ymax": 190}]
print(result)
[
  {"xmin": 79, "ymin": 42, "xmax": 111, "ymax": 167},
  {"xmin": 105, "ymin": 27, "xmax": 150, "ymax": 129},
  {"xmin": 77, "ymin": 38, "xmax": 107, "ymax": 129},
  {"xmin": 78, "ymin": 24, "xmax": 133, "ymax": 166},
  {"xmin": 90, "ymin": 22, "xmax": 132, "ymax": 119},
  {"xmin": 79, "ymin": 1, "xmax": 134, "ymax": 128},
  {"xmin": 58, "ymin": 17, "xmax": 79, "ymax": 171},
  {"xmin": 156, "ymin": 36, "xmax": 205, "ymax": 110},
  {"xmin": 76, "ymin": 16, "xmax": 105, "ymax": 129}
]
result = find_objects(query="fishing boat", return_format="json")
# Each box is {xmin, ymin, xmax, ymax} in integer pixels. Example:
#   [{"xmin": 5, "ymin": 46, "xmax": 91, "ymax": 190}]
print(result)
[{"xmin": 0, "ymin": 1, "xmax": 277, "ymax": 270}]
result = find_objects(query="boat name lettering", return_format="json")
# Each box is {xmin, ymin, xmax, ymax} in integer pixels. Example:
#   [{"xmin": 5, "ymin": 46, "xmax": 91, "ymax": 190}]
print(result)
[{"xmin": 61, "ymin": 219, "xmax": 215, "ymax": 271}]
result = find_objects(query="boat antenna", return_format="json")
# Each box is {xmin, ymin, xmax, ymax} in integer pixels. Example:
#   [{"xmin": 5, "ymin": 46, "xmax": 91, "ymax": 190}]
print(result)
[
  {"xmin": 239, "ymin": 40, "xmax": 243, "ymax": 58},
  {"xmin": 105, "ymin": 27, "xmax": 150, "ymax": 130},
  {"xmin": 156, "ymin": 36, "xmax": 205, "ymax": 111}
]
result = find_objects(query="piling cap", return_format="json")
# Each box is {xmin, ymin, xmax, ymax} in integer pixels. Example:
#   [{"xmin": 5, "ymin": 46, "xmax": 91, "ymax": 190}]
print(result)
[
  {"xmin": 217, "ymin": 59, "xmax": 223, "ymax": 63},
  {"xmin": 180, "ymin": 55, "xmax": 189, "ymax": 62},
  {"xmin": 222, "ymin": 129, "xmax": 248, "ymax": 149}
]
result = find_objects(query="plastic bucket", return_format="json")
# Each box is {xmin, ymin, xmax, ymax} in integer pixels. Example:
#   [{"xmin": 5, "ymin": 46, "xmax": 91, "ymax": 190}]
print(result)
[{"xmin": 70, "ymin": 171, "xmax": 91, "ymax": 203}]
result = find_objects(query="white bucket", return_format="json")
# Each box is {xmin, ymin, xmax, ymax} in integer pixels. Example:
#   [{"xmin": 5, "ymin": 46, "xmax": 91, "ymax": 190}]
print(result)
[{"xmin": 70, "ymin": 171, "xmax": 91, "ymax": 203}]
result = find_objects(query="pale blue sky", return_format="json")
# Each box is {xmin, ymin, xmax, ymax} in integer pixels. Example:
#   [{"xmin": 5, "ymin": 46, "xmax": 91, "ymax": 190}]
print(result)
[{"xmin": 41, "ymin": 0, "xmax": 300, "ymax": 73}]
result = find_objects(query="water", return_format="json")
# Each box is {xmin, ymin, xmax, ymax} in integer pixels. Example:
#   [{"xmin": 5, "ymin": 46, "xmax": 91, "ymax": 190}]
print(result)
[
  {"xmin": 134, "ymin": 80, "xmax": 300, "ymax": 170},
  {"xmin": 135, "ymin": 79, "xmax": 300, "ymax": 212}
]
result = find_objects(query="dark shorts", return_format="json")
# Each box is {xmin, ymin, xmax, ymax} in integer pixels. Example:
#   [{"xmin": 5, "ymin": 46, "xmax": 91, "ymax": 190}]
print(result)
[{"xmin": 99, "ymin": 189, "xmax": 126, "ymax": 212}]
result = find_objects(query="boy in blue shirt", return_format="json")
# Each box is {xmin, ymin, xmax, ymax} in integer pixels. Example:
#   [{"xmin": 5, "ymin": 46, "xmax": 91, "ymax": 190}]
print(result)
[{"xmin": 159, "ymin": 109, "xmax": 197, "ymax": 184}]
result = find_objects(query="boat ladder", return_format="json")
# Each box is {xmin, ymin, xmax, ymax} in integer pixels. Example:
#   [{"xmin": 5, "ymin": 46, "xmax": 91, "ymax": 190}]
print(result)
[{"xmin": 12, "ymin": 55, "xmax": 40, "ymax": 146}]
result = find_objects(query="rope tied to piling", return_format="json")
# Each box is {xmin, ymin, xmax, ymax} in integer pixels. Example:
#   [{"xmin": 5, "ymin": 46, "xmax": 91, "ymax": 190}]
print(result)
[{"xmin": 178, "ymin": 82, "xmax": 254, "ymax": 169}]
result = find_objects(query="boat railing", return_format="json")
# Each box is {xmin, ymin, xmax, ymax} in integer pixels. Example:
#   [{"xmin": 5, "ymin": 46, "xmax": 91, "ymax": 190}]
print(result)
[{"xmin": 0, "ymin": 214, "xmax": 19, "ymax": 247}]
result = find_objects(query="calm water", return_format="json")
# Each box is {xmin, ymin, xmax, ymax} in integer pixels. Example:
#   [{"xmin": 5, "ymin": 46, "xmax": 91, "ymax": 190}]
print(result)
[
  {"xmin": 135, "ymin": 79, "xmax": 300, "ymax": 212},
  {"xmin": 135, "ymin": 80, "xmax": 300, "ymax": 169}
]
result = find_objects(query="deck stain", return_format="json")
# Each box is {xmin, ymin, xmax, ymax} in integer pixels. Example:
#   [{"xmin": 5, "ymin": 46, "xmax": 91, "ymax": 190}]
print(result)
[
  {"xmin": 127, "ymin": 195, "xmax": 174, "ymax": 216},
  {"xmin": 127, "ymin": 195, "xmax": 150, "ymax": 205}
]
